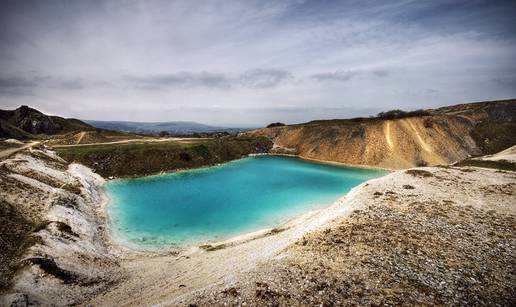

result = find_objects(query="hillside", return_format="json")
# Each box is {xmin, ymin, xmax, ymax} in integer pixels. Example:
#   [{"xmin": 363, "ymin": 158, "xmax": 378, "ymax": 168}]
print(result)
[
  {"xmin": 85, "ymin": 120, "xmax": 247, "ymax": 136},
  {"xmin": 0, "ymin": 106, "xmax": 95, "ymax": 139},
  {"xmin": 54, "ymin": 136, "xmax": 273, "ymax": 177},
  {"xmin": 246, "ymin": 99, "xmax": 516, "ymax": 169}
]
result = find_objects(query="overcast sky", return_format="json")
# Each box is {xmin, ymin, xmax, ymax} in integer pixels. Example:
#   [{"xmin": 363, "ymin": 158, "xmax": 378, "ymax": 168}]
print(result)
[{"xmin": 1, "ymin": 0, "xmax": 515, "ymax": 126}]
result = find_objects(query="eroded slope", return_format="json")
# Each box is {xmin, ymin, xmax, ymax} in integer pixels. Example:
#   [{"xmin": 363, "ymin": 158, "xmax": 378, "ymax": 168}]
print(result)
[
  {"xmin": 247, "ymin": 100, "xmax": 516, "ymax": 169},
  {"xmin": 0, "ymin": 149, "xmax": 121, "ymax": 306}
]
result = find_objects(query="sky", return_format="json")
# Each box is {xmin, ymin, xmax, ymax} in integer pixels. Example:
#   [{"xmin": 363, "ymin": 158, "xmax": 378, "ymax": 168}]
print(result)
[{"xmin": 0, "ymin": 0, "xmax": 515, "ymax": 126}]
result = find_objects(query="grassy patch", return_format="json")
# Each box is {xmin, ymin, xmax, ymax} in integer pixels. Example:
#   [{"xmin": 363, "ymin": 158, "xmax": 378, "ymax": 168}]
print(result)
[
  {"xmin": 456, "ymin": 159, "xmax": 516, "ymax": 172},
  {"xmin": 471, "ymin": 122, "xmax": 516, "ymax": 154},
  {"xmin": 54, "ymin": 136, "xmax": 272, "ymax": 177}
]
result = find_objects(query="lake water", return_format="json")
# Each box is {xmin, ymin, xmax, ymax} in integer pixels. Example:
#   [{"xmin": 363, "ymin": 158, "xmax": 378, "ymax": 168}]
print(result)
[{"xmin": 105, "ymin": 156, "xmax": 386, "ymax": 249}]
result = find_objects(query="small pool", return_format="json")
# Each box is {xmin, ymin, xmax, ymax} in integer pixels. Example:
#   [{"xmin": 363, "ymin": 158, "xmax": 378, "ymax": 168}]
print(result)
[{"xmin": 105, "ymin": 156, "xmax": 386, "ymax": 249}]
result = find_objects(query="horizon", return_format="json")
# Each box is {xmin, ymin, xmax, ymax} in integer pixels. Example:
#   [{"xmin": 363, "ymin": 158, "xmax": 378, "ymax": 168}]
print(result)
[
  {"xmin": 1, "ymin": 0, "xmax": 516, "ymax": 126},
  {"xmin": 5, "ymin": 97, "xmax": 516, "ymax": 128}
]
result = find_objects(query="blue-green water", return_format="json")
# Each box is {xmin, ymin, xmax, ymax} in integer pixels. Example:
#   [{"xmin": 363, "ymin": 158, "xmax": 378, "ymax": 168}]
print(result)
[{"xmin": 105, "ymin": 156, "xmax": 385, "ymax": 249}]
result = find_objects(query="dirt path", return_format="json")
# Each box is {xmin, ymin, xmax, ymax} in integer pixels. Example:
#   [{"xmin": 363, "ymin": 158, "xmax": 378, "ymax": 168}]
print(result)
[
  {"xmin": 51, "ymin": 137, "xmax": 209, "ymax": 148},
  {"xmin": 384, "ymin": 121, "xmax": 393, "ymax": 150},
  {"xmin": 405, "ymin": 118, "xmax": 432, "ymax": 152},
  {"xmin": 75, "ymin": 132, "xmax": 86, "ymax": 145},
  {"xmin": 0, "ymin": 141, "xmax": 40, "ymax": 159}
]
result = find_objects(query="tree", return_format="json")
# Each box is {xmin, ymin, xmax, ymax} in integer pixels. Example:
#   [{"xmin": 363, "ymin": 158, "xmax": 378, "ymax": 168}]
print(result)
[{"xmin": 158, "ymin": 130, "xmax": 169, "ymax": 137}]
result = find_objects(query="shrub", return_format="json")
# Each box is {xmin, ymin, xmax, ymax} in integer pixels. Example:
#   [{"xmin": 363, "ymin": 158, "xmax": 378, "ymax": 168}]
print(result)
[
  {"xmin": 266, "ymin": 122, "xmax": 285, "ymax": 128},
  {"xmin": 377, "ymin": 109, "xmax": 430, "ymax": 120}
]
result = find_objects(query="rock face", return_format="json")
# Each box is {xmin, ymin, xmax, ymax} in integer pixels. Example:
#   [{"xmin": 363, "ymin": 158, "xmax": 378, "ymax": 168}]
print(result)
[
  {"xmin": 11, "ymin": 105, "xmax": 63, "ymax": 134},
  {"xmin": 0, "ymin": 105, "xmax": 94, "ymax": 139},
  {"xmin": 0, "ymin": 149, "xmax": 120, "ymax": 306},
  {"xmin": 246, "ymin": 99, "xmax": 516, "ymax": 169}
]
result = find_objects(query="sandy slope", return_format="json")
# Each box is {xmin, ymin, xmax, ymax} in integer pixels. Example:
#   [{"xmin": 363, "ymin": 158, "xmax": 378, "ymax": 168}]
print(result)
[
  {"xmin": 247, "ymin": 116, "xmax": 479, "ymax": 169},
  {"xmin": 478, "ymin": 144, "xmax": 516, "ymax": 163}
]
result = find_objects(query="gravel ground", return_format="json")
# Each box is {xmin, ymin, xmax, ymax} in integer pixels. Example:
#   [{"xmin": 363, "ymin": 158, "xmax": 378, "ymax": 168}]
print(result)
[{"xmin": 185, "ymin": 167, "xmax": 516, "ymax": 306}]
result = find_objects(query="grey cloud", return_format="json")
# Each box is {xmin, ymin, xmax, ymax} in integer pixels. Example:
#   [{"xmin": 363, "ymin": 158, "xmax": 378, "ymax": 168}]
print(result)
[
  {"xmin": 0, "ymin": 76, "xmax": 47, "ymax": 96},
  {"xmin": 372, "ymin": 70, "xmax": 389, "ymax": 77},
  {"xmin": 0, "ymin": 76, "xmax": 39, "ymax": 88},
  {"xmin": 57, "ymin": 79, "xmax": 84, "ymax": 90},
  {"xmin": 0, "ymin": 75, "xmax": 105, "ymax": 95},
  {"xmin": 239, "ymin": 69, "xmax": 292, "ymax": 88},
  {"xmin": 125, "ymin": 72, "xmax": 230, "ymax": 90},
  {"xmin": 125, "ymin": 69, "xmax": 293, "ymax": 90},
  {"xmin": 311, "ymin": 69, "xmax": 391, "ymax": 82},
  {"xmin": 311, "ymin": 70, "xmax": 358, "ymax": 82}
]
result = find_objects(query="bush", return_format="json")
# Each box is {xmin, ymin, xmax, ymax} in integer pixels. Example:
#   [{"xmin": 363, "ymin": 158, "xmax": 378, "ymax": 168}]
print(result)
[
  {"xmin": 266, "ymin": 122, "xmax": 285, "ymax": 128},
  {"xmin": 377, "ymin": 109, "xmax": 430, "ymax": 120}
]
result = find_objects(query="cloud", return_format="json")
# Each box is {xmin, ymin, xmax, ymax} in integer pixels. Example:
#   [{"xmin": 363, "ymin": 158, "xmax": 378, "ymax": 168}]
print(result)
[
  {"xmin": 0, "ymin": 0, "xmax": 515, "ymax": 124},
  {"xmin": 125, "ymin": 69, "xmax": 293, "ymax": 90},
  {"xmin": 311, "ymin": 70, "xmax": 358, "ymax": 82},
  {"xmin": 239, "ymin": 69, "xmax": 292, "ymax": 88},
  {"xmin": 372, "ymin": 70, "xmax": 389, "ymax": 78},
  {"xmin": 0, "ymin": 76, "xmax": 40, "ymax": 88},
  {"xmin": 0, "ymin": 76, "xmax": 47, "ymax": 96},
  {"xmin": 125, "ymin": 72, "xmax": 230, "ymax": 90},
  {"xmin": 57, "ymin": 79, "xmax": 84, "ymax": 90}
]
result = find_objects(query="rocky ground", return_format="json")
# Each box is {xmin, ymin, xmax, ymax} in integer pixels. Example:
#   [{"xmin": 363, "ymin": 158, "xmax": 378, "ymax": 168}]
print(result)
[
  {"xmin": 180, "ymin": 166, "xmax": 516, "ymax": 306},
  {"xmin": 0, "ymin": 147, "xmax": 515, "ymax": 306}
]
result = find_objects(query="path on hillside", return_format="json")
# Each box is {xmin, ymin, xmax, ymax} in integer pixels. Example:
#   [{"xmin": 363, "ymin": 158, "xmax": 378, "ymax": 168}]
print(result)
[
  {"xmin": 75, "ymin": 131, "xmax": 86, "ymax": 144},
  {"xmin": 51, "ymin": 137, "xmax": 210, "ymax": 148},
  {"xmin": 0, "ymin": 141, "xmax": 40, "ymax": 159},
  {"xmin": 384, "ymin": 121, "xmax": 393, "ymax": 150},
  {"xmin": 405, "ymin": 119, "xmax": 432, "ymax": 152}
]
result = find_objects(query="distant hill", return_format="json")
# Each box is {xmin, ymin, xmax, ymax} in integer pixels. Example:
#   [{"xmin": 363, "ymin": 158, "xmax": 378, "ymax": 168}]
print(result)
[
  {"xmin": 84, "ymin": 120, "xmax": 247, "ymax": 135},
  {"xmin": 0, "ymin": 106, "xmax": 95, "ymax": 139}
]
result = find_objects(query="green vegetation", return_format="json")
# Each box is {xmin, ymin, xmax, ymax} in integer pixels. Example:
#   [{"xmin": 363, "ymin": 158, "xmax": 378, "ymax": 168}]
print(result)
[
  {"xmin": 456, "ymin": 159, "xmax": 516, "ymax": 172},
  {"xmin": 471, "ymin": 122, "xmax": 516, "ymax": 154},
  {"xmin": 298, "ymin": 109, "xmax": 431, "ymax": 127},
  {"xmin": 299, "ymin": 117, "xmax": 373, "ymax": 126},
  {"xmin": 266, "ymin": 122, "xmax": 286, "ymax": 128},
  {"xmin": 376, "ymin": 109, "xmax": 430, "ymax": 120},
  {"xmin": 55, "ymin": 136, "xmax": 273, "ymax": 177}
]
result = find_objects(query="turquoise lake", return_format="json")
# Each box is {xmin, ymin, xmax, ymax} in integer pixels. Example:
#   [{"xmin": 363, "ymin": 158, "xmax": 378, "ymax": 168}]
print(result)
[{"xmin": 105, "ymin": 156, "xmax": 386, "ymax": 249}]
